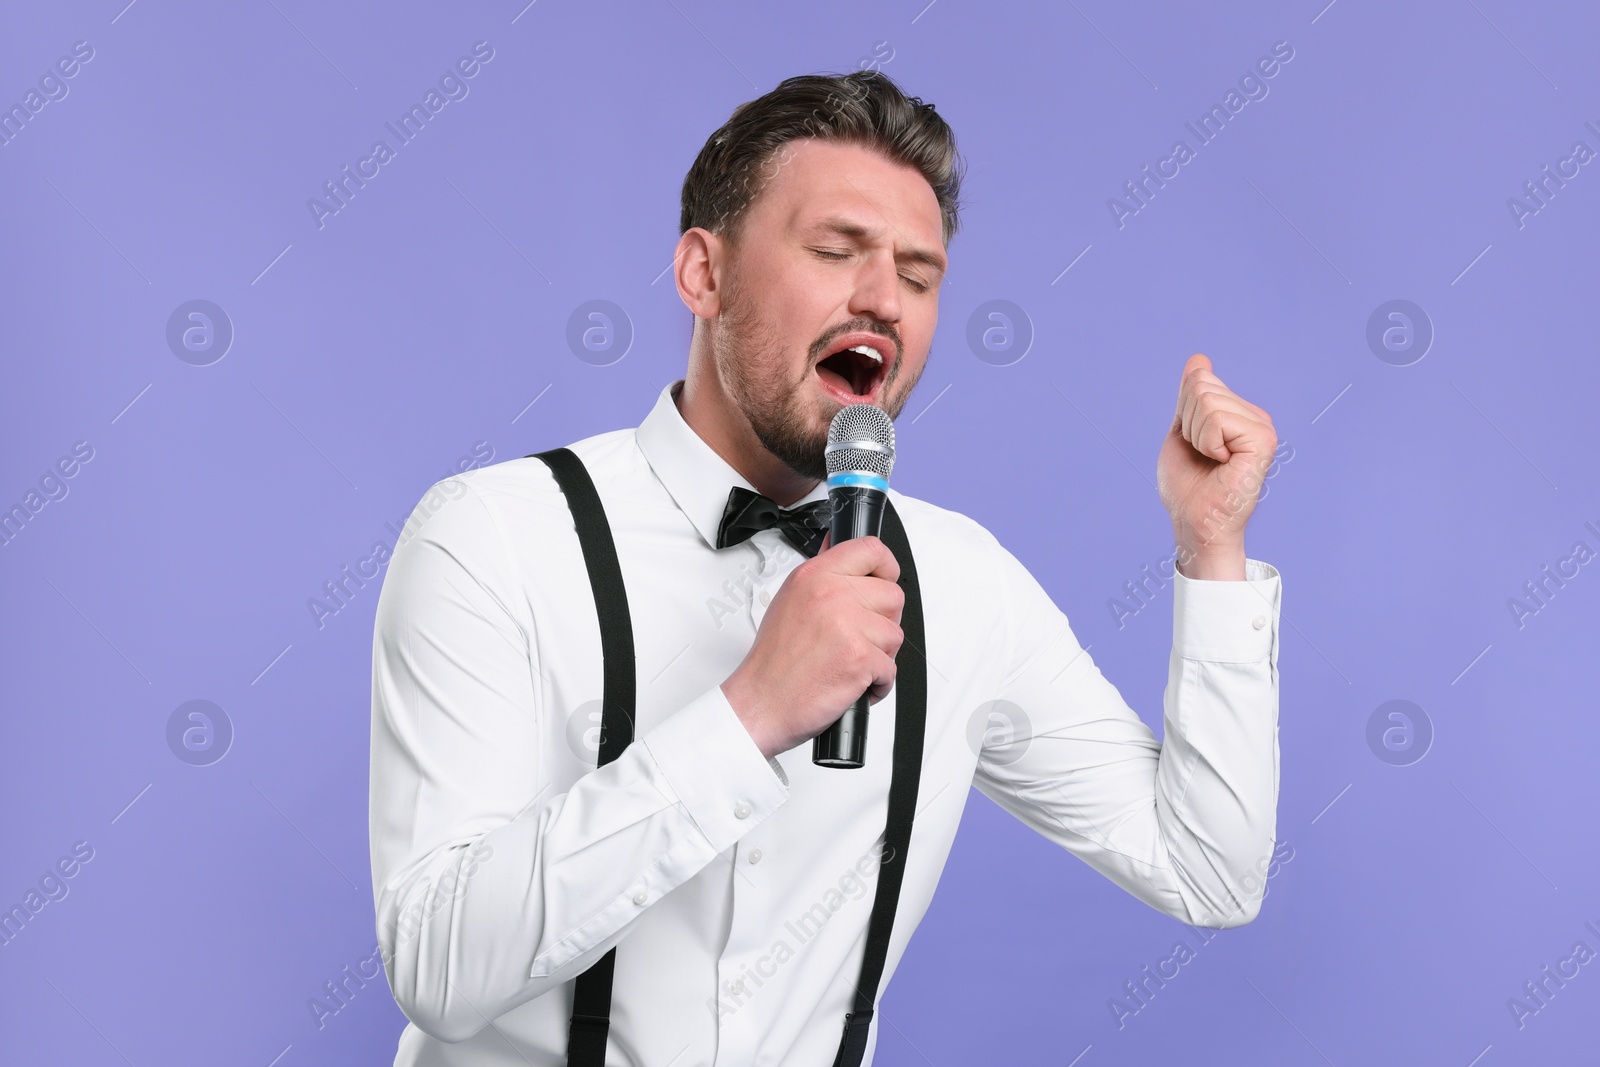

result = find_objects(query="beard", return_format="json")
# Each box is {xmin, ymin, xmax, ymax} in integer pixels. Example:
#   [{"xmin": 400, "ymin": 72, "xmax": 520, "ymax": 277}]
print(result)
[{"xmin": 711, "ymin": 263, "xmax": 918, "ymax": 482}]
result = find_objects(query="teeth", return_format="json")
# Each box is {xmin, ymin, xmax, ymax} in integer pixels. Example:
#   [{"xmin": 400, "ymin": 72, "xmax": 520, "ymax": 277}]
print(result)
[{"xmin": 846, "ymin": 344, "xmax": 883, "ymax": 364}]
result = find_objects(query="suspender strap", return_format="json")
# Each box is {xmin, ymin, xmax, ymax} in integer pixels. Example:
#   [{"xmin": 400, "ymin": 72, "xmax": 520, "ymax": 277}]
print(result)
[
  {"xmin": 534, "ymin": 448, "xmax": 637, "ymax": 767},
  {"xmin": 530, "ymin": 447, "xmax": 636, "ymax": 1067},
  {"xmin": 531, "ymin": 447, "xmax": 925, "ymax": 1067},
  {"xmin": 831, "ymin": 497, "xmax": 926, "ymax": 1067}
]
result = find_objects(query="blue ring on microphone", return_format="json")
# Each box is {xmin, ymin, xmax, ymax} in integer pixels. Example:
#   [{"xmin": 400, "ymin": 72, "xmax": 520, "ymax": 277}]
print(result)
[{"xmin": 827, "ymin": 471, "xmax": 889, "ymax": 491}]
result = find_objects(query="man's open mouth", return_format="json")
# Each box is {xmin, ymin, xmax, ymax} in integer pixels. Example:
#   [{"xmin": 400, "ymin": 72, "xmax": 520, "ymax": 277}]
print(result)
[{"xmin": 815, "ymin": 339, "xmax": 891, "ymax": 403}]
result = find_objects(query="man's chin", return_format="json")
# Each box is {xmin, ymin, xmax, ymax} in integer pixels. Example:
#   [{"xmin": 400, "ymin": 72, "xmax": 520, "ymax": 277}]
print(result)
[
  {"xmin": 769, "ymin": 447, "xmax": 828, "ymax": 483},
  {"xmin": 745, "ymin": 374, "xmax": 901, "ymax": 481},
  {"xmin": 752, "ymin": 416, "xmax": 829, "ymax": 482}
]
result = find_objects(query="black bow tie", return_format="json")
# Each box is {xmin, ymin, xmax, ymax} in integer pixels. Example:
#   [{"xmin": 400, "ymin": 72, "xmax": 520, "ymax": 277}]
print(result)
[{"xmin": 715, "ymin": 486, "xmax": 832, "ymax": 558}]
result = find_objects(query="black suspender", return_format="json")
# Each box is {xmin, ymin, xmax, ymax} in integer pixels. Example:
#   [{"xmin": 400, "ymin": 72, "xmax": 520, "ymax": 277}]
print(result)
[
  {"xmin": 831, "ymin": 496, "xmax": 925, "ymax": 1067},
  {"xmin": 533, "ymin": 447, "xmax": 636, "ymax": 1064},
  {"xmin": 530, "ymin": 446, "xmax": 926, "ymax": 1067}
]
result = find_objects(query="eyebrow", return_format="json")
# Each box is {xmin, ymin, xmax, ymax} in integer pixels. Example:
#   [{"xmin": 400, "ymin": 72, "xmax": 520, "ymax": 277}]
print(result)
[{"xmin": 802, "ymin": 215, "xmax": 948, "ymax": 275}]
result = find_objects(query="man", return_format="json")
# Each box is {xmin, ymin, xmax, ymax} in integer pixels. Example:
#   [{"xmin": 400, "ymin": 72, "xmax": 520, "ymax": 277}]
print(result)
[{"xmin": 369, "ymin": 70, "xmax": 1282, "ymax": 1066}]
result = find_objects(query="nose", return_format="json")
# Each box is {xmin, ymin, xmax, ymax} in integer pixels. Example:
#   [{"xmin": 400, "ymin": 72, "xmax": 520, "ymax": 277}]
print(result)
[{"xmin": 847, "ymin": 248, "xmax": 903, "ymax": 328}]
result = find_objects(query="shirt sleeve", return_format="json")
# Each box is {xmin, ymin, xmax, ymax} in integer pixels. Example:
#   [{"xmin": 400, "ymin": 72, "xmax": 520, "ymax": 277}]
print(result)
[
  {"xmin": 368, "ymin": 478, "xmax": 789, "ymax": 1043},
  {"xmin": 970, "ymin": 534, "xmax": 1282, "ymax": 928}
]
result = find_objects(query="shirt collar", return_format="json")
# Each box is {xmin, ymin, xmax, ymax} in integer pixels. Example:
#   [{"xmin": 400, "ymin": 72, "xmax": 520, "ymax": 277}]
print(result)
[{"xmin": 636, "ymin": 379, "xmax": 829, "ymax": 552}]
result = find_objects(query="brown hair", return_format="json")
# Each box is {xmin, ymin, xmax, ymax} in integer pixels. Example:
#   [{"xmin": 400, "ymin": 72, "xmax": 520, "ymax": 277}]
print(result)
[{"xmin": 680, "ymin": 69, "xmax": 966, "ymax": 250}]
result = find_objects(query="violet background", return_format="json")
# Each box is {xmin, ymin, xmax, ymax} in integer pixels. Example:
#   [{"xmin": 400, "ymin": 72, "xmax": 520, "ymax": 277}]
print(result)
[{"xmin": 3, "ymin": 1, "xmax": 1598, "ymax": 1064}]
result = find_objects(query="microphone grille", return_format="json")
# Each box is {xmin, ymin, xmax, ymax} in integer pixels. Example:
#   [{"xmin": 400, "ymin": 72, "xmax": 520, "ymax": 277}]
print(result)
[{"xmin": 825, "ymin": 404, "xmax": 896, "ymax": 479}]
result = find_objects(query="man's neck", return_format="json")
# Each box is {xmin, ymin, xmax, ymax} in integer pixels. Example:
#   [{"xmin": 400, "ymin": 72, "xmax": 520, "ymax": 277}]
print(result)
[{"xmin": 673, "ymin": 376, "xmax": 820, "ymax": 507}]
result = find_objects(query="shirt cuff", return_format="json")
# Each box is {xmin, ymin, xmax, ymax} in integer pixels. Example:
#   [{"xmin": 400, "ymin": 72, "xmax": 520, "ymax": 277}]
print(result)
[
  {"xmin": 641, "ymin": 684, "xmax": 790, "ymax": 854},
  {"xmin": 1172, "ymin": 557, "xmax": 1281, "ymax": 662}
]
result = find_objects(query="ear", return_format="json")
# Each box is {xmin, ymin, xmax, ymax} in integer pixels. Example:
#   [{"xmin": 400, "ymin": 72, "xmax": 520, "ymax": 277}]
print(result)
[{"xmin": 675, "ymin": 227, "xmax": 725, "ymax": 319}]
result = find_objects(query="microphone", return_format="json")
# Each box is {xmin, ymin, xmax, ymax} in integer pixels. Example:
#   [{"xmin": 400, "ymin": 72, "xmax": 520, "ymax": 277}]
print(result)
[{"xmin": 813, "ymin": 403, "xmax": 897, "ymax": 770}]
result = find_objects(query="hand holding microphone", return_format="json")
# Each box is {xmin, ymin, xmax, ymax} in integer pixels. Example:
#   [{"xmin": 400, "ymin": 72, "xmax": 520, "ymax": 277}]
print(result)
[{"xmin": 720, "ymin": 404, "xmax": 902, "ymax": 768}]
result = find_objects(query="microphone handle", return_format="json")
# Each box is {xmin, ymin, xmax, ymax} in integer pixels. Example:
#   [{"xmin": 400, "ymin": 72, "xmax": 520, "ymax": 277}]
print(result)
[{"xmin": 813, "ymin": 484, "xmax": 888, "ymax": 769}]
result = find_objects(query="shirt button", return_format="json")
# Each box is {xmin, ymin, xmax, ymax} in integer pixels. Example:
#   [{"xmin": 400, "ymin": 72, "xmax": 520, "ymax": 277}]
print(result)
[
  {"xmin": 748, "ymin": 848, "xmax": 763, "ymax": 864},
  {"xmin": 734, "ymin": 800, "xmax": 752, "ymax": 819},
  {"xmin": 731, "ymin": 977, "xmax": 745, "ymax": 995},
  {"xmin": 759, "ymin": 590, "xmax": 772, "ymax": 606},
  {"xmin": 632, "ymin": 889, "xmax": 648, "ymax": 905},
  {"xmin": 1252, "ymin": 615, "xmax": 1267, "ymax": 630}
]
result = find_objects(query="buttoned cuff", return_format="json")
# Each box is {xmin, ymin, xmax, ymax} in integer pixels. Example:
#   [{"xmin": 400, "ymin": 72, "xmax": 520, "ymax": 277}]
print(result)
[
  {"xmin": 1172, "ymin": 558, "xmax": 1281, "ymax": 661},
  {"xmin": 641, "ymin": 684, "xmax": 790, "ymax": 854}
]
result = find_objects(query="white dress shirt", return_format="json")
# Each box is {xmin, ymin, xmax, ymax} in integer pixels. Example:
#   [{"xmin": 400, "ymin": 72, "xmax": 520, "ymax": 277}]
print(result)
[{"xmin": 368, "ymin": 378, "xmax": 1283, "ymax": 1066}]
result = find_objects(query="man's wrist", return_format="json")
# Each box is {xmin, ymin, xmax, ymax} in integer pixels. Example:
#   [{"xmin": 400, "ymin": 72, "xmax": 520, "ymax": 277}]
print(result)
[
  {"xmin": 1174, "ymin": 538, "xmax": 1247, "ymax": 581},
  {"xmin": 640, "ymin": 684, "xmax": 791, "ymax": 854},
  {"xmin": 721, "ymin": 674, "xmax": 781, "ymax": 760}
]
